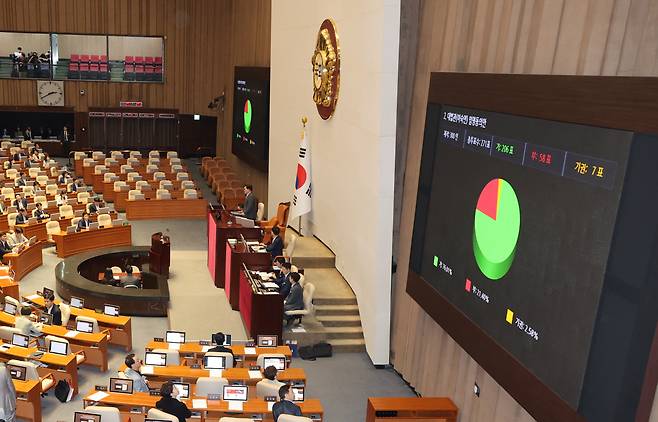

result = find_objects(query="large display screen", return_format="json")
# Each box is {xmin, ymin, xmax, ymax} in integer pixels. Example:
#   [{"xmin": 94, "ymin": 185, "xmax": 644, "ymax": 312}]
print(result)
[
  {"xmin": 411, "ymin": 105, "xmax": 632, "ymax": 407},
  {"xmin": 232, "ymin": 66, "xmax": 270, "ymax": 171}
]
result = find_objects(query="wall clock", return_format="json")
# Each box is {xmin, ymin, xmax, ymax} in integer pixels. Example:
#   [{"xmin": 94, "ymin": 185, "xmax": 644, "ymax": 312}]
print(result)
[
  {"xmin": 37, "ymin": 80, "xmax": 65, "ymax": 107},
  {"xmin": 312, "ymin": 19, "xmax": 340, "ymax": 120}
]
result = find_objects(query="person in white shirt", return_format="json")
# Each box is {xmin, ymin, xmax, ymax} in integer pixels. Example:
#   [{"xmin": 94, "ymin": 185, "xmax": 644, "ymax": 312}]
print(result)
[
  {"xmin": 8, "ymin": 228, "xmax": 28, "ymax": 247},
  {"xmin": 256, "ymin": 365, "xmax": 284, "ymax": 397},
  {"xmin": 15, "ymin": 306, "xmax": 42, "ymax": 336},
  {"xmin": 55, "ymin": 190, "xmax": 68, "ymax": 206}
]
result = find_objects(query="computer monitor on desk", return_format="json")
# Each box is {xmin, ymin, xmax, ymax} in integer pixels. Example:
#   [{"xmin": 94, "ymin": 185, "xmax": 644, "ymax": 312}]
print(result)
[
  {"xmin": 70, "ymin": 296, "xmax": 84, "ymax": 309},
  {"xmin": 222, "ymin": 385, "xmax": 248, "ymax": 402},
  {"xmin": 258, "ymin": 335, "xmax": 278, "ymax": 347},
  {"xmin": 109, "ymin": 377, "xmax": 134, "ymax": 394},
  {"xmin": 262, "ymin": 356, "xmax": 286, "ymax": 370},
  {"xmin": 49, "ymin": 339, "xmax": 68, "ymax": 355},
  {"xmin": 76, "ymin": 320, "xmax": 94, "ymax": 333},
  {"xmin": 3, "ymin": 302, "xmax": 16, "ymax": 315},
  {"xmin": 166, "ymin": 330, "xmax": 186, "ymax": 344},
  {"xmin": 203, "ymin": 355, "xmax": 226, "ymax": 369},
  {"xmin": 7, "ymin": 364, "xmax": 26, "ymax": 381},
  {"xmin": 74, "ymin": 412, "xmax": 101, "ymax": 422},
  {"xmin": 11, "ymin": 333, "xmax": 29, "ymax": 348},
  {"xmin": 145, "ymin": 351, "xmax": 167, "ymax": 367},
  {"xmin": 173, "ymin": 382, "xmax": 190, "ymax": 399}
]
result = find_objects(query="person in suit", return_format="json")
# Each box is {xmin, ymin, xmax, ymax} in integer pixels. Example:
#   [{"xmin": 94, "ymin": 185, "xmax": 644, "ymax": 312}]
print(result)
[
  {"xmin": 15, "ymin": 209, "xmax": 29, "ymax": 225},
  {"xmin": 88, "ymin": 197, "xmax": 104, "ymax": 214},
  {"xmin": 120, "ymin": 266, "xmax": 141, "ymax": 288},
  {"xmin": 102, "ymin": 268, "xmax": 119, "ymax": 287},
  {"xmin": 57, "ymin": 172, "xmax": 70, "ymax": 186},
  {"xmin": 266, "ymin": 226, "xmax": 284, "ymax": 258},
  {"xmin": 0, "ymin": 232, "xmax": 12, "ymax": 260},
  {"xmin": 8, "ymin": 228, "xmax": 27, "ymax": 247},
  {"xmin": 12, "ymin": 194, "xmax": 27, "ymax": 211},
  {"xmin": 283, "ymin": 273, "xmax": 304, "ymax": 323},
  {"xmin": 33, "ymin": 203, "xmax": 48, "ymax": 221},
  {"xmin": 24, "ymin": 126, "xmax": 32, "ymax": 141},
  {"xmin": 15, "ymin": 306, "xmax": 42, "ymax": 336},
  {"xmin": 242, "ymin": 184, "xmax": 257, "ymax": 220},
  {"xmin": 76, "ymin": 212, "xmax": 91, "ymax": 231},
  {"xmin": 11, "ymin": 151, "xmax": 20, "ymax": 162},
  {"xmin": 14, "ymin": 172, "xmax": 26, "ymax": 187},
  {"xmin": 272, "ymin": 384, "xmax": 303, "ymax": 421},
  {"xmin": 61, "ymin": 126, "xmax": 71, "ymax": 164},
  {"xmin": 43, "ymin": 293, "xmax": 62, "ymax": 326},
  {"xmin": 55, "ymin": 189, "xmax": 68, "ymax": 206},
  {"xmin": 207, "ymin": 332, "xmax": 235, "ymax": 364},
  {"xmin": 123, "ymin": 354, "xmax": 150, "ymax": 393},
  {"xmin": 156, "ymin": 381, "xmax": 192, "ymax": 422},
  {"xmin": 71, "ymin": 177, "xmax": 84, "ymax": 193},
  {"xmin": 274, "ymin": 262, "xmax": 292, "ymax": 298}
]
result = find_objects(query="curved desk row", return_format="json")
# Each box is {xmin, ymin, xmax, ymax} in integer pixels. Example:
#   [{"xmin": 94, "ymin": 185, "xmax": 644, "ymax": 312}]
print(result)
[
  {"xmin": 125, "ymin": 198, "xmax": 208, "ymax": 219},
  {"xmin": 52, "ymin": 224, "xmax": 132, "ymax": 258},
  {"xmin": 4, "ymin": 241, "xmax": 43, "ymax": 281}
]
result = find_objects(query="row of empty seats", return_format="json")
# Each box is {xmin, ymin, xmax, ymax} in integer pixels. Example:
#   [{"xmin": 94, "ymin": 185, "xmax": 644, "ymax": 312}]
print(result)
[{"xmin": 69, "ymin": 54, "xmax": 108, "ymax": 64}]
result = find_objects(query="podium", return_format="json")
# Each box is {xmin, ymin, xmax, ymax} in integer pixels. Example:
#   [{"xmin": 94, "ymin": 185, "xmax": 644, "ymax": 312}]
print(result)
[
  {"xmin": 150, "ymin": 232, "xmax": 170, "ymax": 275},
  {"xmin": 225, "ymin": 241, "xmax": 272, "ymax": 310}
]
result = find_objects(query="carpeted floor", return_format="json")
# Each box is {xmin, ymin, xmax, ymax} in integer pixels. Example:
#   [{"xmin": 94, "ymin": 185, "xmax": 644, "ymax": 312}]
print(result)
[{"xmin": 13, "ymin": 158, "xmax": 414, "ymax": 422}]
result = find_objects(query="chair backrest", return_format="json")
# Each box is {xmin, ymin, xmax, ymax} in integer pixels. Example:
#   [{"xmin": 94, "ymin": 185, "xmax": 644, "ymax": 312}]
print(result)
[
  {"xmin": 46, "ymin": 220, "xmax": 61, "ymax": 235},
  {"xmin": 28, "ymin": 168, "xmax": 39, "ymax": 178},
  {"xmin": 98, "ymin": 214, "xmax": 112, "ymax": 227},
  {"xmin": 169, "ymin": 157, "xmax": 181, "ymax": 165},
  {"xmin": 60, "ymin": 303, "xmax": 71, "ymax": 325},
  {"xmin": 59, "ymin": 205, "xmax": 74, "ymax": 218},
  {"xmin": 127, "ymin": 172, "xmax": 139, "ymax": 182},
  {"xmin": 303, "ymin": 283, "xmax": 316, "ymax": 312},
  {"xmin": 75, "ymin": 315, "xmax": 100, "ymax": 333},
  {"xmin": 82, "ymin": 158, "xmax": 95, "ymax": 167},
  {"xmin": 146, "ymin": 408, "xmax": 178, "ymax": 422},
  {"xmin": 84, "ymin": 406, "xmax": 121, "ymax": 422},
  {"xmin": 104, "ymin": 172, "xmax": 116, "ymax": 182},
  {"xmin": 276, "ymin": 202, "xmax": 291, "ymax": 227},
  {"xmin": 94, "ymin": 165, "xmax": 107, "ymax": 175},
  {"xmin": 6, "ymin": 169, "xmax": 17, "ymax": 180},
  {"xmin": 171, "ymin": 164, "xmax": 183, "ymax": 172},
  {"xmin": 120, "ymin": 165, "xmax": 132, "ymax": 174},
  {"xmin": 151, "ymin": 348, "xmax": 180, "ymax": 366},
  {"xmin": 285, "ymin": 234, "xmax": 298, "ymax": 257},
  {"xmin": 257, "ymin": 202, "xmax": 265, "ymax": 221},
  {"xmin": 256, "ymin": 379, "xmax": 283, "ymax": 398},
  {"xmin": 136, "ymin": 180, "xmax": 149, "ymax": 190},
  {"xmin": 153, "ymin": 171, "xmax": 166, "ymax": 181},
  {"xmin": 183, "ymin": 189, "xmax": 197, "ymax": 199},
  {"xmin": 127, "ymin": 157, "xmax": 140, "ymax": 166},
  {"xmin": 166, "ymin": 151, "xmax": 178, "ymax": 158},
  {"xmin": 45, "ymin": 184, "xmax": 57, "ymax": 196},
  {"xmin": 6, "ymin": 359, "xmax": 39, "ymax": 381},
  {"xmin": 36, "ymin": 175, "xmax": 48, "ymax": 186},
  {"xmin": 129, "ymin": 150, "xmax": 141, "ymax": 158},
  {"xmin": 256, "ymin": 353, "xmax": 286, "ymax": 369},
  {"xmin": 114, "ymin": 181, "xmax": 127, "ymax": 191},
  {"xmin": 146, "ymin": 164, "xmax": 158, "ymax": 173},
  {"xmin": 159, "ymin": 180, "xmax": 172, "ymax": 190},
  {"xmin": 7, "ymin": 212, "xmax": 17, "ymax": 227},
  {"xmin": 91, "ymin": 151, "xmax": 105, "ymax": 160},
  {"xmin": 111, "ymin": 150, "xmax": 123, "ymax": 159},
  {"xmin": 128, "ymin": 189, "xmax": 142, "ymax": 200},
  {"xmin": 50, "ymin": 166, "xmax": 59, "ymax": 177},
  {"xmin": 177, "ymin": 172, "xmax": 189, "ymax": 181},
  {"xmin": 195, "ymin": 376, "xmax": 229, "ymax": 397},
  {"xmin": 148, "ymin": 158, "xmax": 160, "ymax": 166},
  {"xmin": 1, "ymin": 187, "xmax": 14, "ymax": 199},
  {"xmin": 71, "ymin": 217, "xmax": 81, "ymax": 227},
  {"xmin": 156, "ymin": 189, "xmax": 171, "ymax": 200},
  {"xmin": 149, "ymin": 150, "xmax": 160, "ymax": 158},
  {"xmin": 180, "ymin": 180, "xmax": 194, "ymax": 190},
  {"xmin": 74, "ymin": 151, "xmax": 87, "ymax": 160},
  {"xmin": 34, "ymin": 195, "xmax": 48, "ymax": 207},
  {"xmin": 205, "ymin": 351, "xmax": 234, "ymax": 368},
  {"xmin": 0, "ymin": 326, "xmax": 21, "ymax": 341},
  {"xmin": 22, "ymin": 185, "xmax": 35, "ymax": 196},
  {"xmin": 278, "ymin": 416, "xmax": 313, "ymax": 422},
  {"xmin": 77, "ymin": 191, "xmax": 90, "ymax": 203}
]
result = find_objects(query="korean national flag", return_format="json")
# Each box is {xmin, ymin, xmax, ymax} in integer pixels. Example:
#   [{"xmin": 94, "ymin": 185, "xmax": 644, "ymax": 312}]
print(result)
[{"xmin": 290, "ymin": 128, "xmax": 312, "ymax": 220}]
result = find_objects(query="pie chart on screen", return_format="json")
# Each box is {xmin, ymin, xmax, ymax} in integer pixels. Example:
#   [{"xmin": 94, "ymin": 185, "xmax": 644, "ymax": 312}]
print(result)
[
  {"xmin": 473, "ymin": 178, "xmax": 520, "ymax": 280},
  {"xmin": 243, "ymin": 99, "xmax": 252, "ymax": 133}
]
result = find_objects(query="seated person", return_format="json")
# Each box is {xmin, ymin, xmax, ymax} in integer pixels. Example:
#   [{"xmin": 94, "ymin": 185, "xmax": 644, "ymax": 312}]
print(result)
[
  {"xmin": 266, "ymin": 226, "xmax": 284, "ymax": 258},
  {"xmin": 15, "ymin": 306, "xmax": 42, "ymax": 336},
  {"xmin": 11, "ymin": 152, "xmax": 21, "ymax": 163},
  {"xmin": 15, "ymin": 209, "xmax": 29, "ymax": 225},
  {"xmin": 256, "ymin": 365, "xmax": 284, "ymax": 393},
  {"xmin": 12, "ymin": 194, "xmax": 27, "ymax": 211},
  {"xmin": 283, "ymin": 272, "xmax": 304, "ymax": 323},
  {"xmin": 14, "ymin": 172, "xmax": 26, "ymax": 187},
  {"xmin": 273, "ymin": 384, "xmax": 303, "ymax": 422},
  {"xmin": 8, "ymin": 228, "xmax": 28, "ymax": 247},
  {"xmin": 0, "ymin": 232, "xmax": 13, "ymax": 260},
  {"xmin": 274, "ymin": 262, "xmax": 292, "ymax": 298},
  {"xmin": 272, "ymin": 256, "xmax": 286, "ymax": 271},
  {"xmin": 102, "ymin": 268, "xmax": 120, "ymax": 287},
  {"xmin": 55, "ymin": 189, "xmax": 68, "ymax": 206},
  {"xmin": 88, "ymin": 197, "xmax": 105, "ymax": 214},
  {"xmin": 0, "ymin": 201, "xmax": 6, "ymax": 215},
  {"xmin": 57, "ymin": 172, "xmax": 71, "ymax": 186},
  {"xmin": 120, "ymin": 266, "xmax": 141, "ymax": 288},
  {"xmin": 155, "ymin": 381, "xmax": 192, "ymax": 422},
  {"xmin": 76, "ymin": 212, "xmax": 91, "ymax": 231},
  {"xmin": 70, "ymin": 177, "xmax": 85, "ymax": 193},
  {"xmin": 43, "ymin": 293, "xmax": 62, "ymax": 325},
  {"xmin": 123, "ymin": 354, "xmax": 150, "ymax": 392},
  {"xmin": 207, "ymin": 332, "xmax": 235, "ymax": 364},
  {"xmin": 28, "ymin": 149, "xmax": 39, "ymax": 163},
  {"xmin": 33, "ymin": 202, "xmax": 48, "ymax": 221}
]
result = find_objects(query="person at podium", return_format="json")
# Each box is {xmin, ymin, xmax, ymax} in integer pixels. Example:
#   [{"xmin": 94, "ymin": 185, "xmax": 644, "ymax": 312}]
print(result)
[
  {"xmin": 241, "ymin": 184, "xmax": 258, "ymax": 220},
  {"xmin": 266, "ymin": 226, "xmax": 284, "ymax": 258},
  {"xmin": 76, "ymin": 212, "xmax": 91, "ymax": 231}
]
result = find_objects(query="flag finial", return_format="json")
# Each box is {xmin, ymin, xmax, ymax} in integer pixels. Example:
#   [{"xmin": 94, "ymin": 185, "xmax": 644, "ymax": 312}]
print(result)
[{"xmin": 301, "ymin": 116, "xmax": 308, "ymax": 127}]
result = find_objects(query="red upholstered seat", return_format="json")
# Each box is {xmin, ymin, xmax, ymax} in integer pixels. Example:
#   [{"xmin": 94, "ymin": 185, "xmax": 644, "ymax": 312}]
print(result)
[
  {"xmin": 69, "ymin": 63, "xmax": 79, "ymax": 71},
  {"xmin": 80, "ymin": 54, "xmax": 90, "ymax": 63},
  {"xmin": 90, "ymin": 55, "xmax": 100, "ymax": 63},
  {"xmin": 125, "ymin": 56, "xmax": 134, "ymax": 64},
  {"xmin": 70, "ymin": 54, "xmax": 80, "ymax": 63},
  {"xmin": 134, "ymin": 56, "xmax": 144, "ymax": 65},
  {"xmin": 154, "ymin": 56, "xmax": 163, "ymax": 65},
  {"xmin": 99, "ymin": 55, "xmax": 108, "ymax": 63}
]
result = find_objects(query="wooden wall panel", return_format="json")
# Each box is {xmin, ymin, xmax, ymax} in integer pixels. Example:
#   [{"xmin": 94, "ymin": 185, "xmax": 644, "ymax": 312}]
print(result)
[
  {"xmin": 0, "ymin": 0, "xmax": 270, "ymax": 209},
  {"xmin": 392, "ymin": 1, "xmax": 658, "ymax": 421}
]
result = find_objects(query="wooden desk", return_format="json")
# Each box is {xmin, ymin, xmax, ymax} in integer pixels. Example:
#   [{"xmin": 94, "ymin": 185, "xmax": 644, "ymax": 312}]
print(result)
[
  {"xmin": 14, "ymin": 379, "xmax": 42, "ymax": 422},
  {"xmin": 115, "ymin": 188, "xmax": 202, "ymax": 212},
  {"xmin": 24, "ymin": 294, "xmax": 133, "ymax": 352},
  {"xmin": 0, "ymin": 275, "xmax": 20, "ymax": 300},
  {"xmin": 56, "ymin": 211, "xmax": 119, "ymax": 231},
  {"xmin": 4, "ymin": 241, "xmax": 43, "ymax": 280},
  {"xmin": 126, "ymin": 198, "xmax": 208, "ymax": 220},
  {"xmin": 240, "ymin": 268, "xmax": 283, "ymax": 342},
  {"xmin": 207, "ymin": 210, "xmax": 263, "ymax": 288},
  {"xmin": 83, "ymin": 389, "xmax": 324, "ymax": 421},
  {"xmin": 145, "ymin": 341, "xmax": 292, "ymax": 364},
  {"xmin": 0, "ymin": 312, "xmax": 110, "ymax": 371},
  {"xmin": 366, "ymin": 397, "xmax": 458, "ymax": 422},
  {"xmin": 0, "ymin": 340, "xmax": 80, "ymax": 396},
  {"xmin": 52, "ymin": 224, "xmax": 132, "ymax": 258},
  {"xmin": 14, "ymin": 221, "xmax": 48, "ymax": 242},
  {"xmin": 225, "ymin": 241, "xmax": 272, "ymax": 311}
]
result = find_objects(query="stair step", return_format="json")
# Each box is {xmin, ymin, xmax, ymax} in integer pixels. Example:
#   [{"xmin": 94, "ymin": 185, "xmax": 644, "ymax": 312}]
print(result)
[
  {"xmin": 316, "ymin": 315, "xmax": 362, "ymax": 327},
  {"xmin": 323, "ymin": 326, "xmax": 364, "ymax": 339},
  {"xmin": 327, "ymin": 338, "xmax": 366, "ymax": 352},
  {"xmin": 315, "ymin": 304, "xmax": 359, "ymax": 316},
  {"xmin": 313, "ymin": 297, "xmax": 357, "ymax": 306}
]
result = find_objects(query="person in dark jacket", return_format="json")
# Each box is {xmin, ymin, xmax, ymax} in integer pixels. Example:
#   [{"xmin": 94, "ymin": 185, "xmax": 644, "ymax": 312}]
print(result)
[
  {"xmin": 155, "ymin": 381, "xmax": 192, "ymax": 422},
  {"xmin": 272, "ymin": 384, "xmax": 302, "ymax": 421},
  {"xmin": 43, "ymin": 293, "xmax": 62, "ymax": 326},
  {"xmin": 207, "ymin": 332, "xmax": 235, "ymax": 366},
  {"xmin": 241, "ymin": 184, "xmax": 257, "ymax": 220},
  {"xmin": 274, "ymin": 262, "xmax": 292, "ymax": 298},
  {"xmin": 266, "ymin": 226, "xmax": 284, "ymax": 258}
]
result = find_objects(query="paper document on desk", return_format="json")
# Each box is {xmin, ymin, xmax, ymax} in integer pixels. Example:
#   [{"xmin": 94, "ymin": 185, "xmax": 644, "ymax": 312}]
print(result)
[
  {"xmin": 291, "ymin": 327, "xmax": 306, "ymax": 333},
  {"xmin": 0, "ymin": 344, "xmax": 11, "ymax": 352},
  {"xmin": 65, "ymin": 330, "xmax": 79, "ymax": 338},
  {"xmin": 268, "ymin": 401, "xmax": 275, "ymax": 411},
  {"xmin": 262, "ymin": 282, "xmax": 279, "ymax": 289},
  {"xmin": 244, "ymin": 347, "xmax": 257, "ymax": 355},
  {"xmin": 27, "ymin": 294, "xmax": 40, "ymax": 301},
  {"xmin": 87, "ymin": 391, "xmax": 110, "ymax": 401},
  {"xmin": 248, "ymin": 370, "xmax": 262, "ymax": 379},
  {"xmin": 228, "ymin": 401, "xmax": 244, "ymax": 411},
  {"xmin": 208, "ymin": 369, "xmax": 223, "ymax": 378},
  {"xmin": 246, "ymin": 241, "xmax": 259, "ymax": 246},
  {"xmin": 192, "ymin": 399, "xmax": 207, "ymax": 409},
  {"xmin": 168, "ymin": 343, "xmax": 181, "ymax": 350},
  {"xmin": 140, "ymin": 365, "xmax": 154, "ymax": 375}
]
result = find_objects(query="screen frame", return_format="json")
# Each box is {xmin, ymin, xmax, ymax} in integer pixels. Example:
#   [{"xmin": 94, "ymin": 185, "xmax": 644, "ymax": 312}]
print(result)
[
  {"xmin": 49, "ymin": 339, "xmax": 69, "ymax": 355},
  {"xmin": 7, "ymin": 364, "xmax": 26, "ymax": 381},
  {"xmin": 144, "ymin": 351, "xmax": 167, "ymax": 367},
  {"xmin": 203, "ymin": 355, "xmax": 226, "ymax": 370},
  {"xmin": 262, "ymin": 356, "xmax": 286, "ymax": 371},
  {"xmin": 76, "ymin": 320, "xmax": 93, "ymax": 333},
  {"xmin": 165, "ymin": 330, "xmax": 186, "ymax": 344},
  {"xmin": 405, "ymin": 73, "xmax": 658, "ymax": 422},
  {"xmin": 109, "ymin": 377, "xmax": 134, "ymax": 394},
  {"xmin": 103, "ymin": 304, "xmax": 119, "ymax": 316},
  {"xmin": 222, "ymin": 384, "xmax": 248, "ymax": 402},
  {"xmin": 70, "ymin": 296, "xmax": 84, "ymax": 308},
  {"xmin": 257, "ymin": 335, "xmax": 277, "ymax": 347},
  {"xmin": 11, "ymin": 333, "xmax": 29, "ymax": 348},
  {"xmin": 74, "ymin": 411, "xmax": 102, "ymax": 422}
]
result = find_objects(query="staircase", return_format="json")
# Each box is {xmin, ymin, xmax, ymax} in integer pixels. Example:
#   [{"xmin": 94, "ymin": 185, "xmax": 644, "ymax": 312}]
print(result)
[{"xmin": 283, "ymin": 235, "xmax": 367, "ymax": 353}]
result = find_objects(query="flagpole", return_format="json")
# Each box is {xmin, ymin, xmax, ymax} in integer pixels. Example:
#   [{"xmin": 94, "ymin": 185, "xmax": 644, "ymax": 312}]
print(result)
[{"xmin": 299, "ymin": 116, "xmax": 308, "ymax": 237}]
